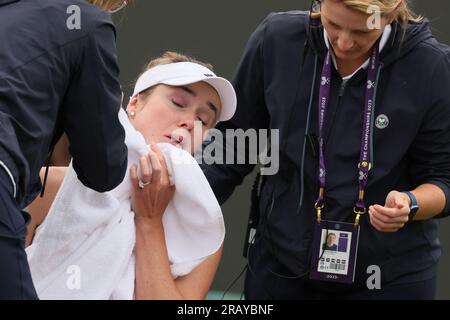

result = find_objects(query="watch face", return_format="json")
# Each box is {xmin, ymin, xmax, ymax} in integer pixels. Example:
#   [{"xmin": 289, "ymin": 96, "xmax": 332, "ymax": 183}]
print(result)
[{"xmin": 409, "ymin": 204, "xmax": 419, "ymax": 220}]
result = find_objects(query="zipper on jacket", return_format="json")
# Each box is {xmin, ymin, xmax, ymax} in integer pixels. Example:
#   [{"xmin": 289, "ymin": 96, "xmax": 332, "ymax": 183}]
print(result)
[{"xmin": 339, "ymin": 80, "xmax": 347, "ymax": 97}]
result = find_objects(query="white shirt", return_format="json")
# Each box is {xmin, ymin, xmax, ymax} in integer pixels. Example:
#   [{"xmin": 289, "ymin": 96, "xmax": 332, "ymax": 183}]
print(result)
[{"xmin": 323, "ymin": 24, "xmax": 392, "ymax": 81}]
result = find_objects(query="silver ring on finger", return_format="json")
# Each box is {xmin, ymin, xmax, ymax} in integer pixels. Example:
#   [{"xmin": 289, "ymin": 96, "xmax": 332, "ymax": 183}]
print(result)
[{"xmin": 138, "ymin": 179, "xmax": 150, "ymax": 189}]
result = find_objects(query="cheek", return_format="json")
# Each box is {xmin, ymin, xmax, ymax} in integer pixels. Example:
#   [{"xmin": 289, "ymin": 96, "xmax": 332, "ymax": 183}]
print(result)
[
  {"xmin": 325, "ymin": 28, "xmax": 343, "ymax": 48},
  {"xmin": 323, "ymin": 23, "xmax": 336, "ymax": 38},
  {"xmin": 135, "ymin": 119, "xmax": 158, "ymax": 142},
  {"xmin": 133, "ymin": 109, "xmax": 163, "ymax": 141},
  {"xmin": 357, "ymin": 37, "xmax": 373, "ymax": 48},
  {"xmin": 360, "ymin": 31, "xmax": 383, "ymax": 48},
  {"xmin": 187, "ymin": 128, "xmax": 207, "ymax": 153},
  {"xmin": 145, "ymin": 103, "xmax": 174, "ymax": 125}
]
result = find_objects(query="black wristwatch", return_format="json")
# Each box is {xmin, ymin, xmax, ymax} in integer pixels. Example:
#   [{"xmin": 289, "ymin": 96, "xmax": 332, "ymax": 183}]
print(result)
[{"xmin": 404, "ymin": 191, "xmax": 419, "ymax": 221}]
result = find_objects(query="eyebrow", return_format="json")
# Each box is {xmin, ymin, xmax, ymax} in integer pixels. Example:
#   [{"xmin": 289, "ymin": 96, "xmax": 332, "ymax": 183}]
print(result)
[
  {"xmin": 179, "ymin": 86, "xmax": 218, "ymax": 117},
  {"xmin": 325, "ymin": 16, "xmax": 370, "ymax": 33}
]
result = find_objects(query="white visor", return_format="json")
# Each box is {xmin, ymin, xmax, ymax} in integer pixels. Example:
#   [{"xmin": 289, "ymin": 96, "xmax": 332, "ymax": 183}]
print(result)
[{"xmin": 132, "ymin": 62, "xmax": 237, "ymax": 122}]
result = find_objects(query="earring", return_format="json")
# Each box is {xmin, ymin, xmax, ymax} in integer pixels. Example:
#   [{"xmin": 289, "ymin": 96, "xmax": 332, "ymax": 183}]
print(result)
[
  {"xmin": 128, "ymin": 110, "xmax": 136, "ymax": 119},
  {"xmin": 311, "ymin": 0, "xmax": 321, "ymax": 13}
]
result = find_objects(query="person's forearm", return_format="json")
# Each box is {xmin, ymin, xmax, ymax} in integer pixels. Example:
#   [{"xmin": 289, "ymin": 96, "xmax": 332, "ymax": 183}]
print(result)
[
  {"xmin": 410, "ymin": 183, "xmax": 446, "ymax": 220},
  {"xmin": 134, "ymin": 218, "xmax": 184, "ymax": 300}
]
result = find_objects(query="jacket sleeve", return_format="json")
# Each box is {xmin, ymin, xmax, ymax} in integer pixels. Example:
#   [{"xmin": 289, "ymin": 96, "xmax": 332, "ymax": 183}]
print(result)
[
  {"xmin": 409, "ymin": 51, "xmax": 450, "ymax": 217},
  {"xmin": 62, "ymin": 22, "xmax": 127, "ymax": 192},
  {"xmin": 201, "ymin": 16, "xmax": 271, "ymax": 204}
]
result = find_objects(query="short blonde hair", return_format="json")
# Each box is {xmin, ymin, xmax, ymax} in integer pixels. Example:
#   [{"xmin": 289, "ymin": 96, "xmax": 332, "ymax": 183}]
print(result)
[
  {"xmin": 312, "ymin": 0, "xmax": 422, "ymax": 25},
  {"xmin": 86, "ymin": 0, "xmax": 130, "ymax": 12}
]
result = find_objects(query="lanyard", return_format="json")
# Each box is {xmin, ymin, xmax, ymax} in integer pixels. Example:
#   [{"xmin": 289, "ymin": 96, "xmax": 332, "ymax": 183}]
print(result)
[{"xmin": 314, "ymin": 44, "xmax": 381, "ymax": 226}]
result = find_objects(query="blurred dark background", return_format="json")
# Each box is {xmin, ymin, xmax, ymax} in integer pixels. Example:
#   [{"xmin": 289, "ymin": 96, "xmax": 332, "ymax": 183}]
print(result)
[{"xmin": 114, "ymin": 0, "xmax": 450, "ymax": 299}]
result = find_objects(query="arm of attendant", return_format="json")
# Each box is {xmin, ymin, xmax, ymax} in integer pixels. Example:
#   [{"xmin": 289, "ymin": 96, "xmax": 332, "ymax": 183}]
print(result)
[
  {"xmin": 26, "ymin": 167, "xmax": 67, "ymax": 246},
  {"xmin": 131, "ymin": 144, "xmax": 223, "ymax": 299},
  {"xmin": 408, "ymin": 184, "xmax": 446, "ymax": 221},
  {"xmin": 63, "ymin": 22, "xmax": 127, "ymax": 193},
  {"xmin": 369, "ymin": 186, "xmax": 446, "ymax": 233},
  {"xmin": 369, "ymin": 53, "xmax": 450, "ymax": 232}
]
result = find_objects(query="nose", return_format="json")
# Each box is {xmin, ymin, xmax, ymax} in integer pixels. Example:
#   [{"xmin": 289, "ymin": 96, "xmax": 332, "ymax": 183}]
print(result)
[
  {"xmin": 336, "ymin": 32, "xmax": 354, "ymax": 52},
  {"xmin": 178, "ymin": 115, "xmax": 196, "ymax": 132}
]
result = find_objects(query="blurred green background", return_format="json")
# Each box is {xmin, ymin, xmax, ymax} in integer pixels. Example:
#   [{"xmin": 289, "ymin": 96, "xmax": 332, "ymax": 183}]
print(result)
[{"xmin": 114, "ymin": 0, "xmax": 450, "ymax": 299}]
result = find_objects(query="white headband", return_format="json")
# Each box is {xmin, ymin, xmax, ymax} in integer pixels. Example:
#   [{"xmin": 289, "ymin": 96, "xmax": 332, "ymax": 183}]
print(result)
[{"xmin": 132, "ymin": 62, "xmax": 237, "ymax": 122}]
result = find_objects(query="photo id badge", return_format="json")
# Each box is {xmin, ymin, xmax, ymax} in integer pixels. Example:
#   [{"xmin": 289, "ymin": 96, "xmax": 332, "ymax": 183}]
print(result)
[{"xmin": 309, "ymin": 220, "xmax": 360, "ymax": 284}]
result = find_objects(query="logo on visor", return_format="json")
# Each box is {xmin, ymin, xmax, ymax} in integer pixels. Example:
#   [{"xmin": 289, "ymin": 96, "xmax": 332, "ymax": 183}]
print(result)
[
  {"xmin": 375, "ymin": 114, "xmax": 389, "ymax": 129},
  {"xmin": 204, "ymin": 74, "xmax": 214, "ymax": 77}
]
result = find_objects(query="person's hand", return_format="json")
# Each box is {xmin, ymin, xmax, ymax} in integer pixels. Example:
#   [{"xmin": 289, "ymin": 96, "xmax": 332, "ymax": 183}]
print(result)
[
  {"xmin": 130, "ymin": 143, "xmax": 175, "ymax": 225},
  {"xmin": 368, "ymin": 191, "xmax": 410, "ymax": 232}
]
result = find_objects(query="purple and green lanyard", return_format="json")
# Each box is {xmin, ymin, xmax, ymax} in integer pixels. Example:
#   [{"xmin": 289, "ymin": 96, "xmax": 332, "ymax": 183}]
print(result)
[{"xmin": 314, "ymin": 43, "xmax": 381, "ymax": 226}]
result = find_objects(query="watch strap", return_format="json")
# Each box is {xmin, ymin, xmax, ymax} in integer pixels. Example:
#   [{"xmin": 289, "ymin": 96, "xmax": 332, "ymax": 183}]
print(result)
[{"xmin": 404, "ymin": 191, "xmax": 419, "ymax": 221}]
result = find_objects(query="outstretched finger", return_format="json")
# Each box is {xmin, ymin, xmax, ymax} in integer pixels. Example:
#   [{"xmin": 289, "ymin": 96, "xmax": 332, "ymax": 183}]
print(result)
[
  {"xmin": 130, "ymin": 164, "xmax": 139, "ymax": 191},
  {"xmin": 139, "ymin": 155, "xmax": 152, "ymax": 184},
  {"xmin": 148, "ymin": 149, "xmax": 161, "ymax": 184}
]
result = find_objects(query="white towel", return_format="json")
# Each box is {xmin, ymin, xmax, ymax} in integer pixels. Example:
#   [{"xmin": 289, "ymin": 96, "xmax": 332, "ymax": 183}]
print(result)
[{"xmin": 26, "ymin": 109, "xmax": 225, "ymax": 300}]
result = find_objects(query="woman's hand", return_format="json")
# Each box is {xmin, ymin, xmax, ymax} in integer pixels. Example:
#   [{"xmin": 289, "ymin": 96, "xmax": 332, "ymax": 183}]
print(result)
[
  {"xmin": 368, "ymin": 190, "xmax": 410, "ymax": 232},
  {"xmin": 130, "ymin": 143, "xmax": 175, "ymax": 224}
]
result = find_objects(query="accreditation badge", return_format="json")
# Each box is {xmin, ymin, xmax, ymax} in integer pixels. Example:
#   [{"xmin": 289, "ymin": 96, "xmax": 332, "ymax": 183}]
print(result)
[{"xmin": 309, "ymin": 220, "xmax": 360, "ymax": 284}]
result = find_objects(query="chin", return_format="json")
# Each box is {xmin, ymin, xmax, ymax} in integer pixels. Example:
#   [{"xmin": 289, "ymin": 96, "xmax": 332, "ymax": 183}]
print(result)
[{"xmin": 335, "ymin": 51, "xmax": 357, "ymax": 60}]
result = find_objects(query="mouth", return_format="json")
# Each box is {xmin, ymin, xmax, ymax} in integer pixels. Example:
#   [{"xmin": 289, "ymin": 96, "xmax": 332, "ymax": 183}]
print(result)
[
  {"xmin": 164, "ymin": 134, "xmax": 184, "ymax": 148},
  {"xmin": 331, "ymin": 45, "xmax": 354, "ymax": 56}
]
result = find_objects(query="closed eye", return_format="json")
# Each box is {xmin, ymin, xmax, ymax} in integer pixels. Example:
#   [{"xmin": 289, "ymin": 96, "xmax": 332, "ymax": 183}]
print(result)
[
  {"xmin": 172, "ymin": 99, "xmax": 185, "ymax": 108},
  {"xmin": 197, "ymin": 117, "xmax": 208, "ymax": 126},
  {"xmin": 354, "ymin": 29, "xmax": 371, "ymax": 35},
  {"xmin": 328, "ymin": 21, "xmax": 341, "ymax": 29}
]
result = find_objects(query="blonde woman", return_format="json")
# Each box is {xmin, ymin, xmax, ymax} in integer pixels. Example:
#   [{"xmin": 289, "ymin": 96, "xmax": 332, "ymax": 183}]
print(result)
[
  {"xmin": 0, "ymin": 0, "xmax": 132, "ymax": 299},
  {"xmin": 202, "ymin": 0, "xmax": 450, "ymax": 299},
  {"xmin": 26, "ymin": 52, "xmax": 237, "ymax": 300}
]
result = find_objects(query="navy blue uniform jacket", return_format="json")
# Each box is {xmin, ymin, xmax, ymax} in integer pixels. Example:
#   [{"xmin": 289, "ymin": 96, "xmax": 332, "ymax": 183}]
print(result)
[
  {"xmin": 202, "ymin": 11, "xmax": 450, "ymax": 291},
  {"xmin": 0, "ymin": 0, "xmax": 128, "ymax": 207}
]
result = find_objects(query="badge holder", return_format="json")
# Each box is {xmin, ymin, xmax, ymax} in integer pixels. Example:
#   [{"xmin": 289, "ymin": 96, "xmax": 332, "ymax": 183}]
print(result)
[
  {"xmin": 309, "ymin": 220, "xmax": 360, "ymax": 284},
  {"xmin": 308, "ymin": 42, "xmax": 379, "ymax": 285}
]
